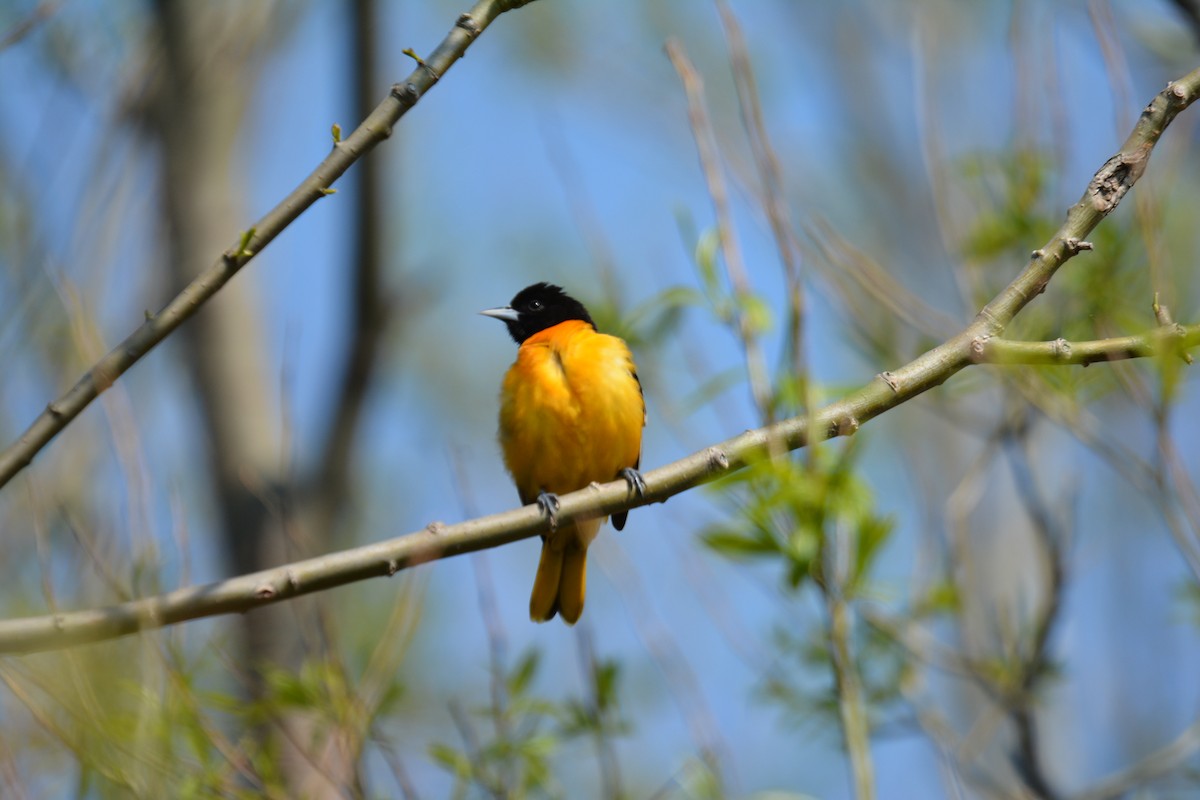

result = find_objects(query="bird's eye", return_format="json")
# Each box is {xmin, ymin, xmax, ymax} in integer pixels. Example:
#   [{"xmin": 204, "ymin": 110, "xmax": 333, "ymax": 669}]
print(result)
[{"xmin": 528, "ymin": 300, "xmax": 543, "ymax": 311}]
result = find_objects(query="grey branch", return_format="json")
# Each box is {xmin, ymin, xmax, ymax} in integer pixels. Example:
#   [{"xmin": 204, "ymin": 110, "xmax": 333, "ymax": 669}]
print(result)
[
  {"xmin": 1070, "ymin": 716, "xmax": 1200, "ymax": 800},
  {"xmin": 972, "ymin": 324, "xmax": 1200, "ymax": 366},
  {"xmin": 1, "ymin": 322, "xmax": 1198, "ymax": 653}
]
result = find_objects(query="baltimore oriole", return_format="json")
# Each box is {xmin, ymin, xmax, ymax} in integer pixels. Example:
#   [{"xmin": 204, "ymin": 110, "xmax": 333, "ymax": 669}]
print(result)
[{"xmin": 482, "ymin": 283, "xmax": 646, "ymax": 624}]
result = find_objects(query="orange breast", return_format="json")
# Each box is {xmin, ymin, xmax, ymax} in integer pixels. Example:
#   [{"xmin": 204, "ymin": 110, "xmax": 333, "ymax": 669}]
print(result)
[{"xmin": 498, "ymin": 320, "xmax": 644, "ymax": 506}]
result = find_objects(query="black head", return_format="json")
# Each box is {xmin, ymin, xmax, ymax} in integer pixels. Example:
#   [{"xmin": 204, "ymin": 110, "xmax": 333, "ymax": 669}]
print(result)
[{"xmin": 480, "ymin": 282, "xmax": 595, "ymax": 344}]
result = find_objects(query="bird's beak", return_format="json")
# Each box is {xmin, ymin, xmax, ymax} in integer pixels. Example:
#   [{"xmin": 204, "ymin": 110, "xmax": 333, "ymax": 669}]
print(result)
[{"xmin": 480, "ymin": 306, "xmax": 520, "ymax": 323}]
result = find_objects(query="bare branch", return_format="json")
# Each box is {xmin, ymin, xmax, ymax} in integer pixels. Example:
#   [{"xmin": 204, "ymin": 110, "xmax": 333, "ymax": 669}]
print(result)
[
  {"xmin": 1070, "ymin": 716, "xmax": 1200, "ymax": 800},
  {"xmin": 666, "ymin": 38, "xmax": 775, "ymax": 422},
  {"xmin": 972, "ymin": 324, "xmax": 1200, "ymax": 366},
  {"xmin": 0, "ymin": 0, "xmax": 62, "ymax": 52},
  {"xmin": 825, "ymin": 540, "xmax": 877, "ymax": 800},
  {"xmin": 716, "ymin": 0, "xmax": 808, "ymax": 386},
  {"xmin": 0, "ymin": 0, "xmax": 539, "ymax": 490},
  {"xmin": 2, "ymin": 311, "xmax": 1198, "ymax": 655}
]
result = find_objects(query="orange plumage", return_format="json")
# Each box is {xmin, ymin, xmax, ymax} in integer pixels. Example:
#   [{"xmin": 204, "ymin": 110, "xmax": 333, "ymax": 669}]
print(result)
[{"xmin": 482, "ymin": 284, "xmax": 644, "ymax": 624}]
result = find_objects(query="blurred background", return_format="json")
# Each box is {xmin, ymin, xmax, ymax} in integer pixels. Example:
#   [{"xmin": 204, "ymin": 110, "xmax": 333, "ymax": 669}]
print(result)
[{"xmin": 1, "ymin": 0, "xmax": 1200, "ymax": 797}]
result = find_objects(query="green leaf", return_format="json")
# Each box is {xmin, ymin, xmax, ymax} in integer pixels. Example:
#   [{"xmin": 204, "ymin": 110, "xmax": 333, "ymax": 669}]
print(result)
[
  {"xmin": 508, "ymin": 648, "xmax": 540, "ymax": 696},
  {"xmin": 428, "ymin": 743, "xmax": 473, "ymax": 780},
  {"xmin": 785, "ymin": 558, "xmax": 811, "ymax": 590},
  {"xmin": 695, "ymin": 227, "xmax": 721, "ymax": 297},
  {"xmin": 851, "ymin": 515, "xmax": 894, "ymax": 586},
  {"xmin": 784, "ymin": 527, "xmax": 820, "ymax": 572},
  {"xmin": 916, "ymin": 581, "xmax": 960, "ymax": 615},
  {"xmin": 1176, "ymin": 581, "xmax": 1200, "ymax": 627},
  {"xmin": 594, "ymin": 660, "xmax": 620, "ymax": 710},
  {"xmin": 738, "ymin": 292, "xmax": 773, "ymax": 336},
  {"xmin": 702, "ymin": 527, "xmax": 779, "ymax": 559}
]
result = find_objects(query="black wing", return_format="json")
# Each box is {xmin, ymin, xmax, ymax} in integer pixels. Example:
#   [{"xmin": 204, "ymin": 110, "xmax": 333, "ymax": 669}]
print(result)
[{"xmin": 612, "ymin": 366, "xmax": 645, "ymax": 532}]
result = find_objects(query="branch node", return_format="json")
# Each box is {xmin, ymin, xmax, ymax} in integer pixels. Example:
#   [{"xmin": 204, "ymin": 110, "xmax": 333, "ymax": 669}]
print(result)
[
  {"xmin": 1170, "ymin": 81, "xmax": 1188, "ymax": 102},
  {"xmin": 1170, "ymin": 323, "xmax": 1196, "ymax": 364},
  {"xmin": 46, "ymin": 401, "xmax": 66, "ymax": 418},
  {"xmin": 392, "ymin": 82, "xmax": 420, "ymax": 105},
  {"xmin": 401, "ymin": 47, "xmax": 426, "ymax": 67},
  {"xmin": 53, "ymin": 615, "xmax": 66, "ymax": 632},
  {"xmin": 1030, "ymin": 248, "xmax": 1045, "ymax": 259},
  {"xmin": 400, "ymin": 48, "xmax": 441, "ymax": 85},
  {"xmin": 1087, "ymin": 152, "xmax": 1137, "ymax": 215},
  {"xmin": 878, "ymin": 371, "xmax": 899, "ymax": 392},
  {"xmin": 1063, "ymin": 237, "xmax": 1093, "ymax": 255},
  {"xmin": 1153, "ymin": 292, "xmax": 1174, "ymax": 326},
  {"xmin": 386, "ymin": 559, "xmax": 400, "ymax": 576},
  {"xmin": 254, "ymin": 583, "xmax": 276, "ymax": 600},
  {"xmin": 969, "ymin": 335, "xmax": 991, "ymax": 362},
  {"xmin": 224, "ymin": 227, "xmax": 257, "ymax": 263},
  {"xmin": 1053, "ymin": 338, "xmax": 1072, "ymax": 360},
  {"xmin": 455, "ymin": 12, "xmax": 480, "ymax": 36},
  {"xmin": 836, "ymin": 415, "xmax": 860, "ymax": 437},
  {"xmin": 427, "ymin": 521, "xmax": 445, "ymax": 536},
  {"xmin": 706, "ymin": 447, "xmax": 730, "ymax": 472},
  {"xmin": 286, "ymin": 570, "xmax": 300, "ymax": 591}
]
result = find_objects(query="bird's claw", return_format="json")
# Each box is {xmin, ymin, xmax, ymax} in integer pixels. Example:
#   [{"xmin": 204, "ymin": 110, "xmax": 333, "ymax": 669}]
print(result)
[
  {"xmin": 536, "ymin": 491, "xmax": 561, "ymax": 529},
  {"xmin": 619, "ymin": 467, "xmax": 647, "ymax": 498}
]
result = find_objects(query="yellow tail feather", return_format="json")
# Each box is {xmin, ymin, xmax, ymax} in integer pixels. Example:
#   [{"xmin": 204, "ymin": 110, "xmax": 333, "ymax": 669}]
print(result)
[
  {"xmin": 529, "ymin": 520, "xmax": 600, "ymax": 625},
  {"xmin": 556, "ymin": 539, "xmax": 587, "ymax": 625},
  {"xmin": 529, "ymin": 539, "xmax": 564, "ymax": 622}
]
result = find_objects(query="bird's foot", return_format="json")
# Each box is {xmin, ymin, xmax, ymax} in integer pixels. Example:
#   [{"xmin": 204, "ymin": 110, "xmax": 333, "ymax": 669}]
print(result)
[
  {"xmin": 536, "ymin": 491, "xmax": 561, "ymax": 529},
  {"xmin": 619, "ymin": 467, "xmax": 647, "ymax": 498}
]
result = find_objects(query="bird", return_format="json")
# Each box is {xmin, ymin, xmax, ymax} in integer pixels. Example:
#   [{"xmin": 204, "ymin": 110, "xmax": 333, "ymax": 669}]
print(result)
[{"xmin": 481, "ymin": 283, "xmax": 646, "ymax": 624}]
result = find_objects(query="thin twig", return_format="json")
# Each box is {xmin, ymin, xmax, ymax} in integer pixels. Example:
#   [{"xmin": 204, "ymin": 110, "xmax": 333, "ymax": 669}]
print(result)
[
  {"xmin": 973, "ymin": 324, "xmax": 1200, "ymax": 365},
  {"xmin": 666, "ymin": 38, "xmax": 775, "ymax": 422},
  {"xmin": 575, "ymin": 625, "xmax": 623, "ymax": 800},
  {"xmin": 0, "ymin": 0, "xmax": 62, "ymax": 52},
  {"xmin": 1069, "ymin": 715, "xmax": 1200, "ymax": 800},
  {"xmin": 1002, "ymin": 425, "xmax": 1070, "ymax": 800},
  {"xmin": 824, "ymin": 520, "xmax": 876, "ymax": 800},
  {"xmin": 716, "ymin": 1, "xmax": 808, "ymax": 389},
  {"xmin": 597, "ymin": 539, "xmax": 732, "ymax": 791}
]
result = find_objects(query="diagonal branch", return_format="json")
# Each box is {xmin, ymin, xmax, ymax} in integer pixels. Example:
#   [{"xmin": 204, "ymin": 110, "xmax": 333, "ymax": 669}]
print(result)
[
  {"xmin": 0, "ymin": 0, "xmax": 62, "ymax": 52},
  {"xmin": 0, "ymin": 0, "xmax": 538, "ymax": 491},
  {"xmin": 2, "ymin": 324, "xmax": 1198, "ymax": 654},
  {"xmin": 0, "ymin": 65, "xmax": 1196, "ymax": 656},
  {"xmin": 666, "ymin": 38, "xmax": 775, "ymax": 422},
  {"xmin": 1070, "ymin": 714, "xmax": 1200, "ymax": 800}
]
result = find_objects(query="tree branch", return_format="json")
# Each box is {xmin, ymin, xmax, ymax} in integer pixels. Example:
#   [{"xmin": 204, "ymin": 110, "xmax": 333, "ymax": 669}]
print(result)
[
  {"xmin": 666, "ymin": 38, "xmax": 775, "ymax": 422},
  {"xmin": 0, "ymin": 64, "xmax": 1196, "ymax": 656},
  {"xmin": 973, "ymin": 324, "xmax": 1200, "ymax": 366},
  {"xmin": 0, "ymin": 0, "xmax": 538, "ymax": 490},
  {"xmin": 2, "ymin": 324, "xmax": 1198, "ymax": 654},
  {"xmin": 0, "ymin": 0, "xmax": 62, "ymax": 52},
  {"xmin": 1070, "ymin": 715, "xmax": 1200, "ymax": 800}
]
